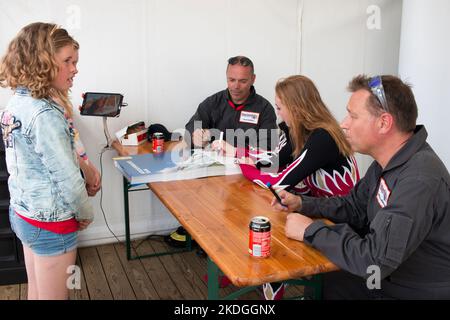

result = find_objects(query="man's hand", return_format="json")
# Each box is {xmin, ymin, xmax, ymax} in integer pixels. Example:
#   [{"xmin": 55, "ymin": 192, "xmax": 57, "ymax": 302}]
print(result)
[
  {"xmin": 78, "ymin": 93, "xmax": 85, "ymax": 112},
  {"xmin": 271, "ymin": 190, "xmax": 302, "ymax": 212},
  {"xmin": 285, "ymin": 213, "xmax": 313, "ymax": 242},
  {"xmin": 211, "ymin": 140, "xmax": 236, "ymax": 156},
  {"xmin": 192, "ymin": 128, "xmax": 210, "ymax": 147},
  {"xmin": 78, "ymin": 219, "xmax": 92, "ymax": 231}
]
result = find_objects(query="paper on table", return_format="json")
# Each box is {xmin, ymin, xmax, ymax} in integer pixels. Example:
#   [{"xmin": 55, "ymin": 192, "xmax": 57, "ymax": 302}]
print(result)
[{"xmin": 174, "ymin": 149, "xmax": 238, "ymax": 171}]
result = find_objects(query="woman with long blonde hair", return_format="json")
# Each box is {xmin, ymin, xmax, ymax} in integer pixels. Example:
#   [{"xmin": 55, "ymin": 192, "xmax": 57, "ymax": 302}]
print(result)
[
  {"xmin": 0, "ymin": 22, "xmax": 93, "ymax": 300},
  {"xmin": 236, "ymin": 75, "xmax": 360, "ymax": 198}
]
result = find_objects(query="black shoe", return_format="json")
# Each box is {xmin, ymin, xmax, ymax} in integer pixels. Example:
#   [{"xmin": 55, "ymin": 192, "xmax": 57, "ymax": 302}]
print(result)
[{"xmin": 164, "ymin": 226, "xmax": 190, "ymax": 248}]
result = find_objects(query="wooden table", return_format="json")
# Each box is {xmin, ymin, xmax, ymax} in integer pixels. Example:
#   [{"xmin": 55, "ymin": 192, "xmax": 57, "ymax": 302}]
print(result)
[{"xmin": 112, "ymin": 140, "xmax": 338, "ymax": 299}]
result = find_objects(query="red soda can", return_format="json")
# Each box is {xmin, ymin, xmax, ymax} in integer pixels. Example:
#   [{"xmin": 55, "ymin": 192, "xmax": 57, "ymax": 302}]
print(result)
[
  {"xmin": 248, "ymin": 216, "xmax": 271, "ymax": 258},
  {"xmin": 152, "ymin": 132, "xmax": 164, "ymax": 153}
]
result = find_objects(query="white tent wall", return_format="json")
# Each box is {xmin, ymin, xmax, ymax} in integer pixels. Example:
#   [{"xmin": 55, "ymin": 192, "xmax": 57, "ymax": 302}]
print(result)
[
  {"xmin": 0, "ymin": 0, "xmax": 402, "ymax": 247},
  {"xmin": 399, "ymin": 0, "xmax": 450, "ymax": 170}
]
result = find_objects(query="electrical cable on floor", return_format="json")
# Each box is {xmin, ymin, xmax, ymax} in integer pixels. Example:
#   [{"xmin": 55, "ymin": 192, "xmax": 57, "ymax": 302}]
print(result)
[
  {"xmin": 98, "ymin": 147, "xmax": 165, "ymax": 252},
  {"xmin": 99, "ymin": 147, "xmax": 122, "ymax": 245}
]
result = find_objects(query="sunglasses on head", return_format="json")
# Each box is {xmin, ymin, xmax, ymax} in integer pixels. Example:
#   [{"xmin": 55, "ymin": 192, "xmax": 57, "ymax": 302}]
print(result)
[
  {"xmin": 228, "ymin": 56, "xmax": 253, "ymax": 68},
  {"xmin": 368, "ymin": 76, "xmax": 389, "ymax": 112}
]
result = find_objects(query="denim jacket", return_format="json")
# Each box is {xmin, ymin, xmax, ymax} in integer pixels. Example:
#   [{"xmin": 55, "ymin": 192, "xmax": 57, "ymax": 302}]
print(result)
[{"xmin": 0, "ymin": 87, "xmax": 93, "ymax": 222}]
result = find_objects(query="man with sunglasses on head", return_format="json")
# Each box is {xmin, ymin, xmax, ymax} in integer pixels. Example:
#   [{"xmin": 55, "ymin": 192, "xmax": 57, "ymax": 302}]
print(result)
[
  {"xmin": 185, "ymin": 56, "xmax": 277, "ymax": 150},
  {"xmin": 272, "ymin": 75, "xmax": 450, "ymax": 299}
]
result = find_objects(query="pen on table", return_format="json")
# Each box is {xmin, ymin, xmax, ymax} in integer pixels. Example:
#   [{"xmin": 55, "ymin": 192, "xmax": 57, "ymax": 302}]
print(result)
[{"xmin": 266, "ymin": 182, "xmax": 287, "ymax": 207}]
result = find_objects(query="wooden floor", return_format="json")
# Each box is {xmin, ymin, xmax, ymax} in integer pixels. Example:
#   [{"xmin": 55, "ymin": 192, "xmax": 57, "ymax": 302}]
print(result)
[{"xmin": 0, "ymin": 238, "xmax": 305, "ymax": 300}]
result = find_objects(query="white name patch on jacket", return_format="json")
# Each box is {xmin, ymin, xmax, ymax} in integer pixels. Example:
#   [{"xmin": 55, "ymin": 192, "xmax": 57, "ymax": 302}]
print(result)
[
  {"xmin": 376, "ymin": 177, "xmax": 391, "ymax": 208},
  {"xmin": 239, "ymin": 111, "xmax": 259, "ymax": 124}
]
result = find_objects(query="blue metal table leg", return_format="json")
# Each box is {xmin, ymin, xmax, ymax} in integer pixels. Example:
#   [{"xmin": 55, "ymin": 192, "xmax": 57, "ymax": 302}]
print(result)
[{"xmin": 123, "ymin": 177, "xmax": 132, "ymax": 260}]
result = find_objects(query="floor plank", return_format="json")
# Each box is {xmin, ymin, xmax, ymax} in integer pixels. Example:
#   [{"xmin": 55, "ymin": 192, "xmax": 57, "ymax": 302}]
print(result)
[
  {"xmin": 69, "ymin": 253, "xmax": 90, "ymax": 300},
  {"xmin": 159, "ymin": 242, "xmax": 262, "ymax": 300},
  {"xmin": 0, "ymin": 239, "xmax": 308, "ymax": 300},
  {"xmin": 96, "ymin": 244, "xmax": 136, "ymax": 300},
  {"xmin": 285, "ymin": 283, "xmax": 305, "ymax": 299},
  {"xmin": 134, "ymin": 239, "xmax": 183, "ymax": 299},
  {"xmin": 19, "ymin": 283, "xmax": 27, "ymax": 300},
  {"xmin": 114, "ymin": 242, "xmax": 159, "ymax": 300},
  {"xmin": 78, "ymin": 246, "xmax": 113, "ymax": 300},
  {"xmin": 152, "ymin": 240, "xmax": 206, "ymax": 299},
  {"xmin": 173, "ymin": 245, "xmax": 238, "ymax": 299},
  {"xmin": 173, "ymin": 250, "xmax": 208, "ymax": 293},
  {"xmin": 0, "ymin": 284, "xmax": 20, "ymax": 300}
]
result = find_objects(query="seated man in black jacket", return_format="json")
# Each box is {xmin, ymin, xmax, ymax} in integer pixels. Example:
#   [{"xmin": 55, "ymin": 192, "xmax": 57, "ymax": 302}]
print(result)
[
  {"xmin": 272, "ymin": 75, "xmax": 450, "ymax": 299},
  {"xmin": 185, "ymin": 56, "xmax": 277, "ymax": 151}
]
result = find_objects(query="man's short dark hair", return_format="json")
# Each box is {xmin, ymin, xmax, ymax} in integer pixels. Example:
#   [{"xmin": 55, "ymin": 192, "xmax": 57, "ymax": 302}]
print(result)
[
  {"xmin": 348, "ymin": 74, "xmax": 418, "ymax": 132},
  {"xmin": 227, "ymin": 56, "xmax": 254, "ymax": 74}
]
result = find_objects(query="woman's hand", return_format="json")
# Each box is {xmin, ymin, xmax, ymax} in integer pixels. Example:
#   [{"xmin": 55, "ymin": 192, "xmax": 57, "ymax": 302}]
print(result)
[
  {"xmin": 211, "ymin": 140, "xmax": 236, "ymax": 156},
  {"xmin": 78, "ymin": 219, "xmax": 92, "ymax": 231},
  {"xmin": 79, "ymin": 158, "xmax": 101, "ymax": 196},
  {"xmin": 86, "ymin": 164, "xmax": 101, "ymax": 196}
]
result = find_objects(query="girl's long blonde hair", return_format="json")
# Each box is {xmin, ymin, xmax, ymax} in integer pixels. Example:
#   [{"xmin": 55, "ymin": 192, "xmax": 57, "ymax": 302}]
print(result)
[
  {"xmin": 0, "ymin": 22, "xmax": 79, "ymax": 117},
  {"xmin": 275, "ymin": 75, "xmax": 352, "ymax": 158}
]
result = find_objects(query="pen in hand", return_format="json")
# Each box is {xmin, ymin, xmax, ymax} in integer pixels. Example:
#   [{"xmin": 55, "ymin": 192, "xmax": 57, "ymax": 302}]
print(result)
[
  {"xmin": 217, "ymin": 131, "xmax": 223, "ymax": 155},
  {"xmin": 266, "ymin": 182, "xmax": 287, "ymax": 207}
]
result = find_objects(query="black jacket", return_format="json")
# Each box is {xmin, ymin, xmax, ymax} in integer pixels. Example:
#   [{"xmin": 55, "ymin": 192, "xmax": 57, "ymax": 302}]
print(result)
[
  {"xmin": 242, "ymin": 122, "xmax": 360, "ymax": 197},
  {"xmin": 185, "ymin": 86, "xmax": 277, "ymax": 149},
  {"xmin": 301, "ymin": 125, "xmax": 450, "ymax": 298}
]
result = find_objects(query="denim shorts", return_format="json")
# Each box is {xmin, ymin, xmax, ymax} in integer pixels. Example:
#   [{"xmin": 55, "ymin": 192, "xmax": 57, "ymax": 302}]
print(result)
[{"xmin": 9, "ymin": 208, "xmax": 78, "ymax": 257}]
